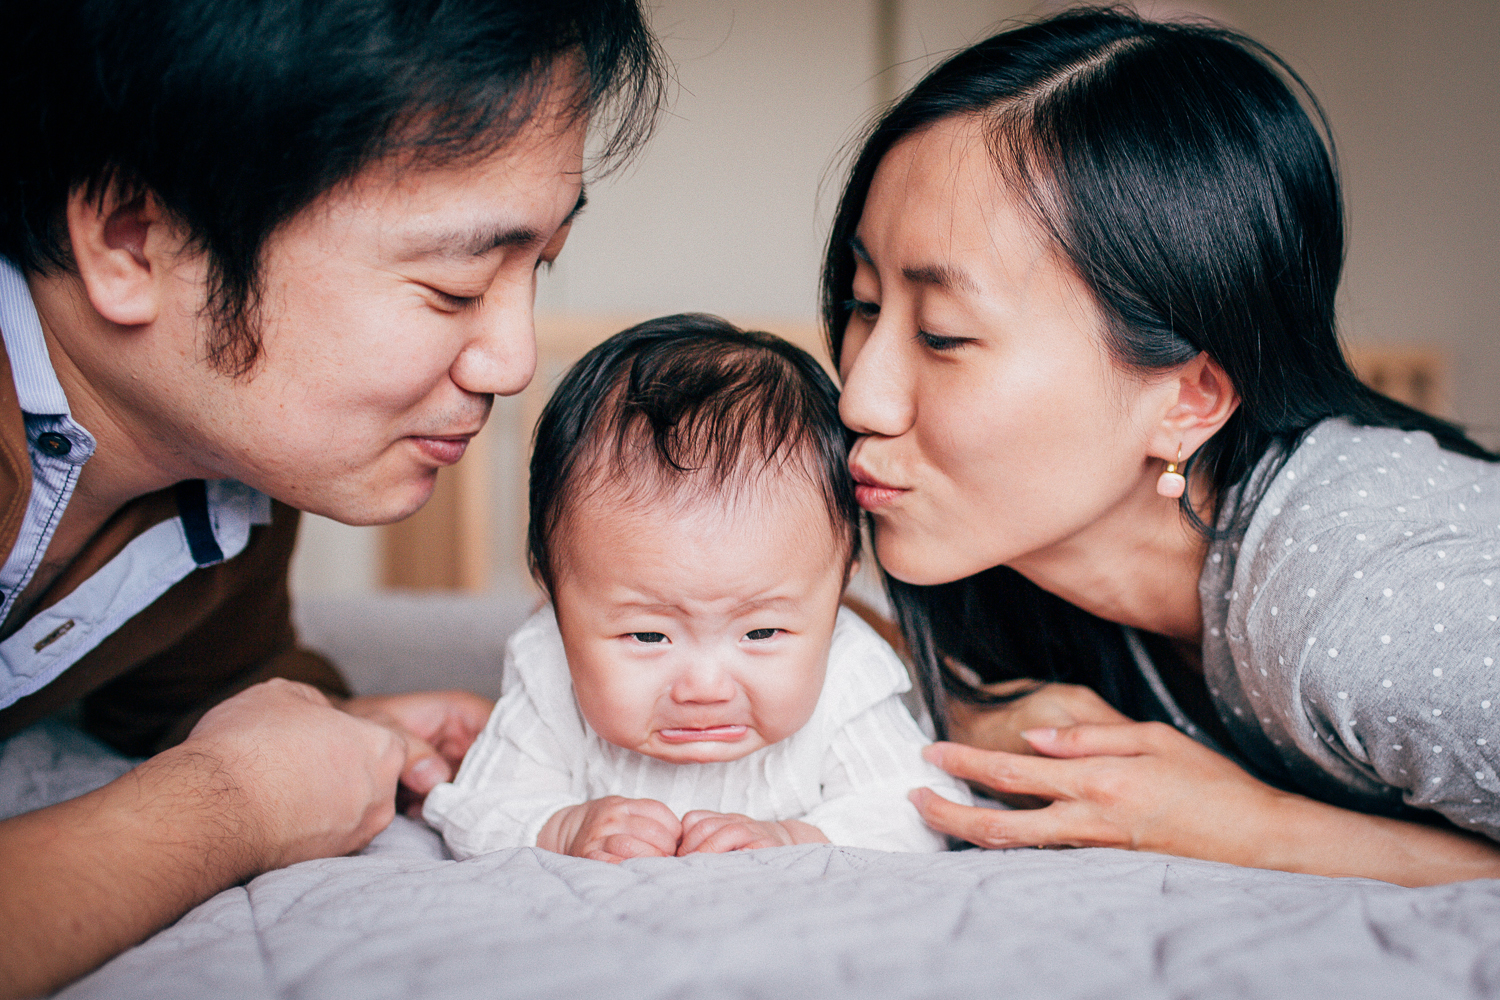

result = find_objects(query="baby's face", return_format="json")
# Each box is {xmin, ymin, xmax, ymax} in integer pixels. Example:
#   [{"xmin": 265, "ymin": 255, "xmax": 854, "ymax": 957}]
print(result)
[{"xmin": 551, "ymin": 476, "xmax": 850, "ymax": 764}]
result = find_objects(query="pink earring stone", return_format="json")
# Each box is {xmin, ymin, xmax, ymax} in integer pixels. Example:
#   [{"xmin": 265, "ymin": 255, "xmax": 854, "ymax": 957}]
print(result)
[{"xmin": 1156, "ymin": 470, "xmax": 1186, "ymax": 498}]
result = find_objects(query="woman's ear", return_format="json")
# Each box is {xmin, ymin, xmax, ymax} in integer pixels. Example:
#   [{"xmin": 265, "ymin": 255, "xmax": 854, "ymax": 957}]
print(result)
[
  {"xmin": 1149, "ymin": 352, "xmax": 1241, "ymax": 462},
  {"xmin": 65, "ymin": 185, "xmax": 176, "ymax": 327}
]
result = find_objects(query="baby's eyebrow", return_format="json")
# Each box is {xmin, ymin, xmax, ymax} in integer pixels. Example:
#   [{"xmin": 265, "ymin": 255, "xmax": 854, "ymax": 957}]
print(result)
[{"xmin": 729, "ymin": 596, "xmax": 799, "ymax": 615}]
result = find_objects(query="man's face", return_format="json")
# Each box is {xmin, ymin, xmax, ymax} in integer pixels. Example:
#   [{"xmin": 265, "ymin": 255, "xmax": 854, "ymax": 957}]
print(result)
[{"xmin": 137, "ymin": 112, "xmax": 586, "ymax": 524}]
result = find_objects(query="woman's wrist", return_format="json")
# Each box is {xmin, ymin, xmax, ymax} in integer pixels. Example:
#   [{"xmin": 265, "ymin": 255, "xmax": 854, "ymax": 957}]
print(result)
[{"xmin": 1240, "ymin": 788, "xmax": 1500, "ymax": 886}]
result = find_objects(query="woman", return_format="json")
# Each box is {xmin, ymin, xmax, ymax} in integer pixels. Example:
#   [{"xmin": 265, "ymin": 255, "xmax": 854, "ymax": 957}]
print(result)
[{"xmin": 825, "ymin": 8, "xmax": 1500, "ymax": 886}]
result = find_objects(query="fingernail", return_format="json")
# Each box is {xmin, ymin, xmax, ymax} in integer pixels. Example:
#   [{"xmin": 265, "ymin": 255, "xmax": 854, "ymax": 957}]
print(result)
[
  {"xmin": 407, "ymin": 757, "xmax": 448, "ymax": 793},
  {"xmin": 907, "ymin": 788, "xmax": 926, "ymax": 805},
  {"xmin": 921, "ymin": 743, "xmax": 942, "ymax": 764},
  {"xmin": 1021, "ymin": 727, "xmax": 1057, "ymax": 744}
]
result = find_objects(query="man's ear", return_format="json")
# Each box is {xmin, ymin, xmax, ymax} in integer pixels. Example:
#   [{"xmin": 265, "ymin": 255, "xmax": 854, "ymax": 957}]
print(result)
[
  {"xmin": 1147, "ymin": 352, "xmax": 1241, "ymax": 463},
  {"xmin": 65, "ymin": 185, "xmax": 177, "ymax": 327}
]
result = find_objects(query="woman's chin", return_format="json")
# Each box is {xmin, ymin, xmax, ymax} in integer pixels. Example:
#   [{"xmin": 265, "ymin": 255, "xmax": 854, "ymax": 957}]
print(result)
[{"xmin": 873, "ymin": 535, "xmax": 990, "ymax": 587}]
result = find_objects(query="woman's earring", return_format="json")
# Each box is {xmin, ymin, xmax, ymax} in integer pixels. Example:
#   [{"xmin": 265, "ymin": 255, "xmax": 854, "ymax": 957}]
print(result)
[{"xmin": 1156, "ymin": 444, "xmax": 1186, "ymax": 499}]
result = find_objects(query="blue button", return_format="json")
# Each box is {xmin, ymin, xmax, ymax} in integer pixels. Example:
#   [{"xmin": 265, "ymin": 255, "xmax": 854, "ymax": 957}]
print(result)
[{"xmin": 36, "ymin": 432, "xmax": 72, "ymax": 458}]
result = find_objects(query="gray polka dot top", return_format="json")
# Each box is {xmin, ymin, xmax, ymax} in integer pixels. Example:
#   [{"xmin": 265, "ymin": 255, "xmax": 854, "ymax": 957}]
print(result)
[{"xmin": 1197, "ymin": 418, "xmax": 1500, "ymax": 839}]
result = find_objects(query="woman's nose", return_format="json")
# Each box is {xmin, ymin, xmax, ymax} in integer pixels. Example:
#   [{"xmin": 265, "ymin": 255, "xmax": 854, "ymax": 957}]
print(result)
[
  {"xmin": 670, "ymin": 660, "xmax": 736, "ymax": 704},
  {"xmin": 837, "ymin": 319, "xmax": 917, "ymax": 439},
  {"xmin": 448, "ymin": 279, "xmax": 538, "ymax": 398}
]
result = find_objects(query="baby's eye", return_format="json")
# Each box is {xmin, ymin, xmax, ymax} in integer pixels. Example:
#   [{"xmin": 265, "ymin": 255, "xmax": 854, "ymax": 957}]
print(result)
[
  {"xmin": 744, "ymin": 628, "xmax": 781, "ymax": 641},
  {"xmin": 629, "ymin": 632, "xmax": 669, "ymax": 644}
]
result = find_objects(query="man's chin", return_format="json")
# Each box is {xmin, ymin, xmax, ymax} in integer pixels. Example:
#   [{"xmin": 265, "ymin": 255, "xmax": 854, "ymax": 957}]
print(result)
[{"xmin": 288, "ymin": 472, "xmax": 439, "ymax": 526}]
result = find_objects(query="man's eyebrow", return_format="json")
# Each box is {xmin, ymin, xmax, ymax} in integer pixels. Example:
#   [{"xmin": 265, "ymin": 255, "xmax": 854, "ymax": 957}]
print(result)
[
  {"xmin": 399, "ymin": 186, "xmax": 588, "ymax": 261},
  {"xmin": 849, "ymin": 236, "xmax": 979, "ymax": 294}
]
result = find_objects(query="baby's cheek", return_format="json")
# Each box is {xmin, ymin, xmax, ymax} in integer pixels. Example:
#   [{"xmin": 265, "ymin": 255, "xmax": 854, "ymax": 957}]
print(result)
[
  {"xmin": 750, "ymin": 667, "xmax": 825, "ymax": 742},
  {"xmin": 572, "ymin": 672, "xmax": 652, "ymax": 750}
]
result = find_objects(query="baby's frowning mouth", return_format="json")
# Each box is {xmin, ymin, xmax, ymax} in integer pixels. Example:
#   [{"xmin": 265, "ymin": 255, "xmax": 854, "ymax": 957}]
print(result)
[{"xmin": 656, "ymin": 725, "xmax": 749, "ymax": 743}]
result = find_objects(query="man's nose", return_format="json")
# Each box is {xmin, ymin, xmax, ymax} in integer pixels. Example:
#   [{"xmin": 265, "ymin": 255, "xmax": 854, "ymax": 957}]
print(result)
[
  {"xmin": 448, "ymin": 278, "xmax": 538, "ymax": 398},
  {"xmin": 837, "ymin": 318, "xmax": 916, "ymax": 439}
]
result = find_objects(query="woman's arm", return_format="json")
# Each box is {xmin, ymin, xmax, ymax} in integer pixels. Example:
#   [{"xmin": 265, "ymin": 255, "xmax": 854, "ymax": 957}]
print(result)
[
  {"xmin": 911, "ymin": 721, "xmax": 1500, "ymax": 886},
  {"xmin": 0, "ymin": 680, "xmax": 408, "ymax": 999}
]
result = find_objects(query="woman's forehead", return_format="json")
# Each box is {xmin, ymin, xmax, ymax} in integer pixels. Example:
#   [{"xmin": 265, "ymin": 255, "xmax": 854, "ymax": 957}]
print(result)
[{"xmin": 858, "ymin": 122, "xmax": 1062, "ymax": 302}]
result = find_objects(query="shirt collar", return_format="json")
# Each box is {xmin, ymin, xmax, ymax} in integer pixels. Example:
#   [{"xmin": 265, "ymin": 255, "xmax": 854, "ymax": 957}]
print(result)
[{"xmin": 0, "ymin": 257, "xmax": 74, "ymax": 417}]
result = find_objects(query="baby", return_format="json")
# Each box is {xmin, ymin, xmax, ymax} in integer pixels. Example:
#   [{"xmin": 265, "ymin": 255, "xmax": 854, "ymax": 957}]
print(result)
[{"xmin": 423, "ymin": 314, "xmax": 971, "ymax": 862}]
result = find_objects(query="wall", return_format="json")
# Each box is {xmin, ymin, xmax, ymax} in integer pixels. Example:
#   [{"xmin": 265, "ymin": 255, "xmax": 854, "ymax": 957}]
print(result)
[{"xmin": 291, "ymin": 0, "xmax": 1500, "ymax": 597}]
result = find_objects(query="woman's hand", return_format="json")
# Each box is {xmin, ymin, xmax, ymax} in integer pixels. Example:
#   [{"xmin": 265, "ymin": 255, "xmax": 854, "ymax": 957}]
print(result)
[
  {"xmin": 912, "ymin": 721, "xmax": 1500, "ymax": 886},
  {"xmin": 914, "ymin": 721, "xmax": 1281, "ymax": 859},
  {"xmin": 677, "ymin": 811, "xmax": 828, "ymax": 855},
  {"xmin": 944, "ymin": 680, "xmax": 1131, "ymax": 756}
]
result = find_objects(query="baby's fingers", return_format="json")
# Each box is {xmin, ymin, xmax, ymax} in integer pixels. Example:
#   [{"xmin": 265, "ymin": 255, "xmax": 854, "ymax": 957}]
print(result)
[
  {"xmin": 677, "ymin": 812, "xmax": 743, "ymax": 855},
  {"xmin": 688, "ymin": 823, "xmax": 779, "ymax": 855},
  {"xmin": 593, "ymin": 833, "xmax": 673, "ymax": 862}
]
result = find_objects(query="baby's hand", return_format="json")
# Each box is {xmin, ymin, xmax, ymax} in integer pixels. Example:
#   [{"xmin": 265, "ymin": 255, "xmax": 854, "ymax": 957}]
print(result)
[
  {"xmin": 538, "ymin": 796, "xmax": 682, "ymax": 863},
  {"xmin": 677, "ymin": 811, "xmax": 830, "ymax": 855}
]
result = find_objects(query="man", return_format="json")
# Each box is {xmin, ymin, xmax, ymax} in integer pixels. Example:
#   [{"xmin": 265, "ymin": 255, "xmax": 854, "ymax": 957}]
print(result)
[{"xmin": 0, "ymin": 1, "xmax": 664, "ymax": 994}]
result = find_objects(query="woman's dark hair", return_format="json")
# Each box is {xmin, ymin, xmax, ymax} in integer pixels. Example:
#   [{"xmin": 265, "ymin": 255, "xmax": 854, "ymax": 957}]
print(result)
[
  {"xmin": 819, "ymin": 6, "xmax": 1496, "ymax": 734},
  {"xmin": 0, "ymin": 0, "xmax": 665, "ymax": 375},
  {"xmin": 528, "ymin": 314, "xmax": 860, "ymax": 593}
]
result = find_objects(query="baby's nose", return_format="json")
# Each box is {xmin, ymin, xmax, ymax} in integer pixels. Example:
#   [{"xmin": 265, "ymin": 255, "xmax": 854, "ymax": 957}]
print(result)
[{"xmin": 670, "ymin": 661, "xmax": 736, "ymax": 703}]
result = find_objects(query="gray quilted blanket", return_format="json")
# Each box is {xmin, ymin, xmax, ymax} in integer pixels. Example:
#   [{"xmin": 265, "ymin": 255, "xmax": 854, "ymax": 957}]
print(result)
[{"xmin": 7, "ymin": 718, "xmax": 1500, "ymax": 1000}]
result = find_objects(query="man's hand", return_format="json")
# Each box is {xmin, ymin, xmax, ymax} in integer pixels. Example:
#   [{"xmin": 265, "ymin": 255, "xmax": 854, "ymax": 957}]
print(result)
[
  {"xmin": 677, "ymin": 811, "xmax": 828, "ymax": 855},
  {"xmin": 342, "ymin": 691, "xmax": 494, "ymax": 813},
  {"xmin": 187, "ymin": 678, "xmax": 411, "ymax": 870},
  {"xmin": 0, "ymin": 678, "xmax": 410, "ymax": 998},
  {"xmin": 538, "ymin": 796, "xmax": 682, "ymax": 862}
]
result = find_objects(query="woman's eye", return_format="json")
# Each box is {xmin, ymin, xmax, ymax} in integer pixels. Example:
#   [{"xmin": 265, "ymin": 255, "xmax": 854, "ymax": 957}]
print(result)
[
  {"xmin": 629, "ymin": 632, "xmax": 668, "ymax": 644},
  {"xmin": 844, "ymin": 298, "xmax": 880, "ymax": 322},
  {"xmin": 917, "ymin": 330, "xmax": 968, "ymax": 352},
  {"xmin": 744, "ymin": 628, "xmax": 781, "ymax": 641}
]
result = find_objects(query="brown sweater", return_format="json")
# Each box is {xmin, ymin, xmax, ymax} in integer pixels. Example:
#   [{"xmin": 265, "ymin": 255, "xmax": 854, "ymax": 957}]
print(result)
[{"xmin": 0, "ymin": 343, "xmax": 348, "ymax": 756}]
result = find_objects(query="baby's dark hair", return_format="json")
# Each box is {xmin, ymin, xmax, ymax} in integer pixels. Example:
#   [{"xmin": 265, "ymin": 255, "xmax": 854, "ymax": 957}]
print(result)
[{"xmin": 528, "ymin": 313, "xmax": 859, "ymax": 592}]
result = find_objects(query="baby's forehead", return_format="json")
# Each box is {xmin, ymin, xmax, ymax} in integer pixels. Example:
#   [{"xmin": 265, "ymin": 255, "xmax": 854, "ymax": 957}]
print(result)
[{"xmin": 568, "ymin": 460, "xmax": 841, "ymax": 539}]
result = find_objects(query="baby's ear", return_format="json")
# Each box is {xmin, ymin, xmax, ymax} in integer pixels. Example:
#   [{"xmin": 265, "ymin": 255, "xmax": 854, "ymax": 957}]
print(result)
[{"xmin": 844, "ymin": 558, "xmax": 861, "ymax": 588}]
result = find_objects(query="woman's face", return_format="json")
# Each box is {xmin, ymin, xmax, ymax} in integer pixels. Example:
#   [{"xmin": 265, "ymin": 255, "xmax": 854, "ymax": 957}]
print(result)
[{"xmin": 838, "ymin": 117, "xmax": 1177, "ymax": 586}]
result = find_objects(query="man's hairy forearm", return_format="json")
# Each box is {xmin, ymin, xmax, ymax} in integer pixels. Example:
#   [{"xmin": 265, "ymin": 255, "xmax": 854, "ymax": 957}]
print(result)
[{"xmin": 0, "ymin": 747, "xmax": 260, "ymax": 999}]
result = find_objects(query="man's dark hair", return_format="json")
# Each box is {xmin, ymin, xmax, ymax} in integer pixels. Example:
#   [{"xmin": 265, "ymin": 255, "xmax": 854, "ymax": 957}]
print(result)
[
  {"xmin": 0, "ymin": 0, "xmax": 665, "ymax": 375},
  {"xmin": 528, "ymin": 314, "xmax": 860, "ymax": 593}
]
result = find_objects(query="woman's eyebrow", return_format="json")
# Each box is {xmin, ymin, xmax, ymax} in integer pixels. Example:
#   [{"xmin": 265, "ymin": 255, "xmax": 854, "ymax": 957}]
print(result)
[
  {"xmin": 902, "ymin": 263, "xmax": 979, "ymax": 294},
  {"xmin": 849, "ymin": 235, "xmax": 978, "ymax": 294}
]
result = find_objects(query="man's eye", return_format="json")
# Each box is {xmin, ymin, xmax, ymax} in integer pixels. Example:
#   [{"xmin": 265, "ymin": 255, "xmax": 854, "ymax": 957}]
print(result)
[
  {"xmin": 430, "ymin": 287, "xmax": 485, "ymax": 312},
  {"xmin": 744, "ymin": 628, "xmax": 781, "ymax": 641},
  {"xmin": 844, "ymin": 297, "xmax": 879, "ymax": 322},
  {"xmin": 629, "ymin": 632, "xmax": 668, "ymax": 644}
]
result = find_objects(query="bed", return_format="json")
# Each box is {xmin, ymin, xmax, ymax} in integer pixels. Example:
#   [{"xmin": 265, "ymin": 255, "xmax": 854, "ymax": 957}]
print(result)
[{"xmin": 4, "ymin": 593, "xmax": 1498, "ymax": 1000}]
